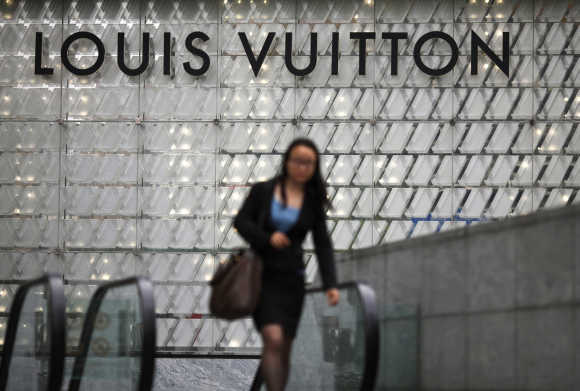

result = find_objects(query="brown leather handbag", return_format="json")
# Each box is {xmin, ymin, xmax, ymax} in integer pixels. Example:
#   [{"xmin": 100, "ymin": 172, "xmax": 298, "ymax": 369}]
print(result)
[
  {"xmin": 209, "ymin": 248, "xmax": 263, "ymax": 320},
  {"xmin": 209, "ymin": 206, "xmax": 266, "ymax": 320}
]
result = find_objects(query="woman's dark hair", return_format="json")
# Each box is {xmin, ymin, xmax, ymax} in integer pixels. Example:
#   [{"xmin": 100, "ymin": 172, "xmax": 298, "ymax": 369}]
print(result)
[{"xmin": 276, "ymin": 137, "xmax": 332, "ymax": 210}]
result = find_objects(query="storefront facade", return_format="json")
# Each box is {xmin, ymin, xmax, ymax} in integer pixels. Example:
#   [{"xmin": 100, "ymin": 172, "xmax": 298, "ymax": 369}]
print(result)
[{"xmin": 0, "ymin": 0, "xmax": 578, "ymax": 354}]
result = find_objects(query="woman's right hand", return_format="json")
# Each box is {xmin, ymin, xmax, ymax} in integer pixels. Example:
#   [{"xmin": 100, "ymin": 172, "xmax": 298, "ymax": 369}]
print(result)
[{"xmin": 270, "ymin": 231, "xmax": 291, "ymax": 248}]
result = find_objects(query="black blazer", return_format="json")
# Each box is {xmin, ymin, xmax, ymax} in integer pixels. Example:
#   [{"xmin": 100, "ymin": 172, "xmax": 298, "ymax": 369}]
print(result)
[{"xmin": 233, "ymin": 177, "xmax": 337, "ymax": 290}]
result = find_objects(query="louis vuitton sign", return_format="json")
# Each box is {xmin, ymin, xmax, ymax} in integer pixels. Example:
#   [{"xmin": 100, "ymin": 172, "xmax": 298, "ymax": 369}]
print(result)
[{"xmin": 34, "ymin": 30, "xmax": 510, "ymax": 78}]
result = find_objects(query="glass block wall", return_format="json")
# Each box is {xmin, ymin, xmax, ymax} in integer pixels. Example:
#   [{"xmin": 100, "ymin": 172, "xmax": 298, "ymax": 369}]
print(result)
[{"xmin": 0, "ymin": 0, "xmax": 578, "ymax": 355}]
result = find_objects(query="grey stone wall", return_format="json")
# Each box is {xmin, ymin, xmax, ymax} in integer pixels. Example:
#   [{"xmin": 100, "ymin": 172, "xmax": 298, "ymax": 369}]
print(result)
[{"xmin": 336, "ymin": 204, "xmax": 580, "ymax": 390}]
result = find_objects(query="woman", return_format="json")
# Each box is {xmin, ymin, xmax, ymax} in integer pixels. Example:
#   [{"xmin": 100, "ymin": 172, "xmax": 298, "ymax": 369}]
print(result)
[{"xmin": 233, "ymin": 137, "xmax": 340, "ymax": 391}]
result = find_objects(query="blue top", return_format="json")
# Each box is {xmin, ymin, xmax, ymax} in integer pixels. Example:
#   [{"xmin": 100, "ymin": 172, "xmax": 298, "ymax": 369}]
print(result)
[{"xmin": 270, "ymin": 197, "xmax": 300, "ymax": 233}]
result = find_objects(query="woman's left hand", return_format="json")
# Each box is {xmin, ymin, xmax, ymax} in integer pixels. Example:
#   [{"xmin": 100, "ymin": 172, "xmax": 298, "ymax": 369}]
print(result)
[{"xmin": 326, "ymin": 288, "xmax": 339, "ymax": 306}]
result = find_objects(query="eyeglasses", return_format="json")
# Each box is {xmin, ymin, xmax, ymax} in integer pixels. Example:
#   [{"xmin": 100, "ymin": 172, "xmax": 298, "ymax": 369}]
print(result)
[{"xmin": 288, "ymin": 157, "xmax": 316, "ymax": 168}]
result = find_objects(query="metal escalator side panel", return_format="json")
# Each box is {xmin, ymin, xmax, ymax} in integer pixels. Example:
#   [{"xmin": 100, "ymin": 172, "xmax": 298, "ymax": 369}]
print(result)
[
  {"xmin": 136, "ymin": 278, "xmax": 156, "ymax": 391},
  {"xmin": 356, "ymin": 283, "xmax": 379, "ymax": 391},
  {"xmin": 249, "ymin": 281, "xmax": 380, "ymax": 391},
  {"xmin": 67, "ymin": 276, "xmax": 156, "ymax": 391},
  {"xmin": 47, "ymin": 276, "xmax": 66, "ymax": 391},
  {"xmin": 0, "ymin": 274, "xmax": 66, "ymax": 391}
]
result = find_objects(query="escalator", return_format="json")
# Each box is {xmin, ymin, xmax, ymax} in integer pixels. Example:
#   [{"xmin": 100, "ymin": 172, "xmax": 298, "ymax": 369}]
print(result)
[
  {"xmin": 250, "ymin": 282, "xmax": 379, "ymax": 391},
  {"xmin": 67, "ymin": 277, "xmax": 156, "ymax": 391},
  {"xmin": 0, "ymin": 275, "xmax": 156, "ymax": 391},
  {"xmin": 2, "ymin": 276, "xmax": 375, "ymax": 391},
  {"xmin": 0, "ymin": 274, "xmax": 66, "ymax": 391}
]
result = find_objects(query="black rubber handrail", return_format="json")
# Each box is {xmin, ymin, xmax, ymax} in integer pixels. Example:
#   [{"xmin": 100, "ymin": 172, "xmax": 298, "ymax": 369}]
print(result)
[
  {"xmin": 67, "ymin": 277, "xmax": 156, "ymax": 391},
  {"xmin": 249, "ymin": 281, "xmax": 379, "ymax": 391},
  {"xmin": 0, "ymin": 274, "xmax": 66, "ymax": 391}
]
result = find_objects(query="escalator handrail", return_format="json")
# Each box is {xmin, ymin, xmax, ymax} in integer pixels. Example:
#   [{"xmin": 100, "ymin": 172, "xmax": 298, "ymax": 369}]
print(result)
[
  {"xmin": 250, "ymin": 281, "xmax": 379, "ymax": 391},
  {"xmin": 67, "ymin": 277, "xmax": 156, "ymax": 391},
  {"xmin": 0, "ymin": 274, "xmax": 66, "ymax": 391}
]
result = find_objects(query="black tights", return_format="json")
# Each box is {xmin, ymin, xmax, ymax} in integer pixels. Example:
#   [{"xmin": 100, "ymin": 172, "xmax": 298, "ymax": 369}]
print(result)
[{"xmin": 260, "ymin": 324, "xmax": 293, "ymax": 391}]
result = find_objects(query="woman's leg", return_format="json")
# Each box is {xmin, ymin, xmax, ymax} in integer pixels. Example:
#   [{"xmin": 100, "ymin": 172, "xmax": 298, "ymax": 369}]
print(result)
[
  {"xmin": 280, "ymin": 335, "xmax": 294, "ymax": 388},
  {"xmin": 260, "ymin": 324, "xmax": 290, "ymax": 391}
]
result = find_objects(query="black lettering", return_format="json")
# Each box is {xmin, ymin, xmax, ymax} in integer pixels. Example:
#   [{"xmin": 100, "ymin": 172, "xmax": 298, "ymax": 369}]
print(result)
[
  {"xmin": 61, "ymin": 31, "xmax": 105, "ymax": 76},
  {"xmin": 184, "ymin": 32, "xmax": 211, "ymax": 76},
  {"xmin": 413, "ymin": 31, "xmax": 458, "ymax": 76},
  {"xmin": 239, "ymin": 32, "xmax": 275, "ymax": 77},
  {"xmin": 381, "ymin": 32, "xmax": 408, "ymax": 75},
  {"xmin": 331, "ymin": 32, "xmax": 339, "ymax": 75},
  {"xmin": 285, "ymin": 32, "xmax": 317, "ymax": 76},
  {"xmin": 118, "ymin": 32, "xmax": 150, "ymax": 76},
  {"xmin": 350, "ymin": 32, "xmax": 375, "ymax": 75},
  {"xmin": 163, "ymin": 32, "xmax": 171, "ymax": 75},
  {"xmin": 35, "ymin": 32, "xmax": 54, "ymax": 75},
  {"xmin": 471, "ymin": 31, "xmax": 509, "ymax": 76}
]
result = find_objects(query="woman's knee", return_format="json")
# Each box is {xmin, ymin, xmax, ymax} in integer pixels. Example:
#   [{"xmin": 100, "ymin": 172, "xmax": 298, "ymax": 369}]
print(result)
[{"xmin": 261, "ymin": 324, "xmax": 285, "ymax": 352}]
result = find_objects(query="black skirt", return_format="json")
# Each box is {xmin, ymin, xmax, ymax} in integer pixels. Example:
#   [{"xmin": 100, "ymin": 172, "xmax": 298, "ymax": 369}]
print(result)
[{"xmin": 252, "ymin": 267, "xmax": 306, "ymax": 339}]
